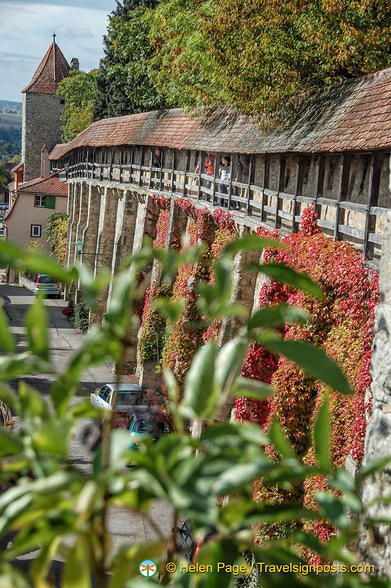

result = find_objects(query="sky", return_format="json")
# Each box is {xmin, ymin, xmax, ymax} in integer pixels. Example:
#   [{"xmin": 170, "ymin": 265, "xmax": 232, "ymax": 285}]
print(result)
[{"xmin": 0, "ymin": 0, "xmax": 117, "ymax": 103}]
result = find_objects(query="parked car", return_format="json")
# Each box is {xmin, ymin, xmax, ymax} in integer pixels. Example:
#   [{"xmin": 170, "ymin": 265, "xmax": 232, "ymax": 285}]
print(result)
[
  {"xmin": 176, "ymin": 519, "xmax": 216, "ymax": 562},
  {"xmin": 90, "ymin": 383, "xmax": 148, "ymax": 415},
  {"xmin": 128, "ymin": 409, "xmax": 174, "ymax": 448},
  {"xmin": 35, "ymin": 274, "xmax": 61, "ymax": 298},
  {"xmin": 0, "ymin": 400, "xmax": 13, "ymax": 431}
]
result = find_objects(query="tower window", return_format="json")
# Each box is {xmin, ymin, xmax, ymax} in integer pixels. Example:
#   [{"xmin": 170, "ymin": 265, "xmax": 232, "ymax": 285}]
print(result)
[{"xmin": 60, "ymin": 99, "xmax": 65, "ymax": 105}]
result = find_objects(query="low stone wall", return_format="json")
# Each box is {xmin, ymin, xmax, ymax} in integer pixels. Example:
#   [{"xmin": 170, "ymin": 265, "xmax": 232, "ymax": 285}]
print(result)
[{"xmin": 19, "ymin": 275, "xmax": 36, "ymax": 292}]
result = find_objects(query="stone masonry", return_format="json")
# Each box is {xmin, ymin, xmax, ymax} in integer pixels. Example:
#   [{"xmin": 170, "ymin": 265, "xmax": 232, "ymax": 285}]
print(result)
[
  {"xmin": 22, "ymin": 92, "xmax": 65, "ymax": 182},
  {"xmin": 359, "ymin": 213, "xmax": 391, "ymax": 575}
]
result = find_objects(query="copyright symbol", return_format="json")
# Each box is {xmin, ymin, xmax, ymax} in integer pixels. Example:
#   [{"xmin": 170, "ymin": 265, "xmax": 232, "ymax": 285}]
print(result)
[{"xmin": 166, "ymin": 562, "xmax": 176, "ymax": 573}]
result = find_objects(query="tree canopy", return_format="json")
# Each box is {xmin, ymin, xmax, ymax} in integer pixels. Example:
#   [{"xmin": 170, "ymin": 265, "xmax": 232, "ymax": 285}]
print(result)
[
  {"xmin": 0, "ymin": 162, "xmax": 11, "ymax": 192},
  {"xmin": 93, "ymin": 0, "xmax": 167, "ymax": 121},
  {"xmin": 58, "ymin": 0, "xmax": 391, "ymax": 134},
  {"xmin": 150, "ymin": 0, "xmax": 391, "ymax": 120},
  {"xmin": 57, "ymin": 70, "xmax": 98, "ymax": 143}
]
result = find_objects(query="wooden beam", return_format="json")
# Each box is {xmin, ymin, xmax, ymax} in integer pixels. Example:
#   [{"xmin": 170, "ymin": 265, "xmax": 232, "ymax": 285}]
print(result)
[
  {"xmin": 197, "ymin": 151, "xmax": 202, "ymax": 200},
  {"xmin": 109, "ymin": 149, "xmax": 114, "ymax": 182},
  {"xmin": 211, "ymin": 152, "xmax": 218, "ymax": 206},
  {"xmin": 292, "ymin": 155, "xmax": 304, "ymax": 232},
  {"xmin": 148, "ymin": 149, "xmax": 153, "ymax": 189},
  {"xmin": 119, "ymin": 149, "xmax": 123, "ymax": 184},
  {"xmin": 129, "ymin": 147, "xmax": 134, "ymax": 184},
  {"xmin": 275, "ymin": 154, "xmax": 286, "ymax": 229},
  {"xmin": 139, "ymin": 146, "xmax": 144, "ymax": 187},
  {"xmin": 227, "ymin": 154, "xmax": 234, "ymax": 210},
  {"xmin": 314, "ymin": 154, "xmax": 325, "ymax": 212},
  {"xmin": 183, "ymin": 150, "xmax": 190, "ymax": 197},
  {"xmin": 158, "ymin": 149, "xmax": 163, "ymax": 192},
  {"xmin": 333, "ymin": 154, "xmax": 351, "ymax": 241},
  {"xmin": 171, "ymin": 150, "xmax": 176, "ymax": 194},
  {"xmin": 246, "ymin": 154, "xmax": 254, "ymax": 216},
  {"xmin": 260, "ymin": 154, "xmax": 269, "ymax": 222},
  {"xmin": 364, "ymin": 154, "xmax": 383, "ymax": 259}
]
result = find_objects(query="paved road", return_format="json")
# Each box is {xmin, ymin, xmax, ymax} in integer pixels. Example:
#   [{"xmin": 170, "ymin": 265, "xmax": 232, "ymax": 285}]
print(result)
[{"xmin": 0, "ymin": 283, "xmax": 172, "ymax": 583}]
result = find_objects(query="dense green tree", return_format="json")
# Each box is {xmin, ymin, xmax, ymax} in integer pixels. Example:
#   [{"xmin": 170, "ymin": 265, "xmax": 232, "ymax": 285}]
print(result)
[
  {"xmin": 0, "ymin": 162, "xmax": 11, "ymax": 192},
  {"xmin": 0, "ymin": 127, "xmax": 21, "ymax": 148},
  {"xmin": 57, "ymin": 70, "xmax": 98, "ymax": 142},
  {"xmin": 150, "ymin": 0, "xmax": 391, "ymax": 121},
  {"xmin": 0, "ymin": 139, "xmax": 20, "ymax": 163},
  {"xmin": 93, "ymin": 0, "xmax": 166, "ymax": 121}
]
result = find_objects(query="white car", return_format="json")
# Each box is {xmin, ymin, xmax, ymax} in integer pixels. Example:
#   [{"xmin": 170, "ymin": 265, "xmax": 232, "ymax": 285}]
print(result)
[{"xmin": 90, "ymin": 383, "xmax": 147, "ymax": 413}]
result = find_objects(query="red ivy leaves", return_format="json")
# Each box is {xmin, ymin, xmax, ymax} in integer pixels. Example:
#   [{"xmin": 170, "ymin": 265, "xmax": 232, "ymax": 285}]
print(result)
[{"xmin": 237, "ymin": 205, "xmax": 378, "ymax": 548}]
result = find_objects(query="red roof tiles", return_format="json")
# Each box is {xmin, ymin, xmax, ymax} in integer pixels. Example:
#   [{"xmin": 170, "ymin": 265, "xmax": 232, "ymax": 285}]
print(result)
[
  {"xmin": 23, "ymin": 43, "xmax": 70, "ymax": 94},
  {"xmin": 17, "ymin": 172, "xmax": 68, "ymax": 196},
  {"xmin": 50, "ymin": 67, "xmax": 391, "ymax": 158}
]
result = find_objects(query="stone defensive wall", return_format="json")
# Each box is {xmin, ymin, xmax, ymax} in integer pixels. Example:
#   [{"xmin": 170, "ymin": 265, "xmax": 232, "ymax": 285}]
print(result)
[
  {"xmin": 49, "ymin": 69, "xmax": 391, "ymax": 380},
  {"xmin": 49, "ymin": 69, "xmax": 391, "ymax": 568}
]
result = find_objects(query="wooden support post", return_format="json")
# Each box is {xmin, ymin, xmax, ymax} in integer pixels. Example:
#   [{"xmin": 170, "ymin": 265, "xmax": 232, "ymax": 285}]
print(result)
[
  {"xmin": 314, "ymin": 154, "xmax": 325, "ymax": 214},
  {"xmin": 183, "ymin": 150, "xmax": 190, "ymax": 198},
  {"xmin": 227, "ymin": 155, "xmax": 234, "ymax": 210},
  {"xmin": 139, "ymin": 146, "xmax": 144, "ymax": 187},
  {"xmin": 129, "ymin": 147, "xmax": 134, "ymax": 184},
  {"xmin": 211, "ymin": 152, "xmax": 218, "ymax": 206},
  {"xmin": 292, "ymin": 155, "xmax": 304, "ymax": 232},
  {"xmin": 119, "ymin": 150, "xmax": 123, "ymax": 184},
  {"xmin": 148, "ymin": 150, "xmax": 153, "ymax": 190},
  {"xmin": 159, "ymin": 149, "xmax": 163, "ymax": 192},
  {"xmin": 171, "ymin": 150, "xmax": 176, "ymax": 194},
  {"xmin": 333, "ymin": 154, "xmax": 351, "ymax": 241},
  {"xmin": 197, "ymin": 151, "xmax": 202, "ymax": 200},
  {"xmin": 246, "ymin": 154, "xmax": 254, "ymax": 216},
  {"xmin": 364, "ymin": 153, "xmax": 383, "ymax": 259},
  {"xmin": 275, "ymin": 154, "xmax": 286, "ymax": 229},
  {"xmin": 109, "ymin": 149, "xmax": 113, "ymax": 182},
  {"xmin": 261, "ymin": 154, "xmax": 268, "ymax": 222}
]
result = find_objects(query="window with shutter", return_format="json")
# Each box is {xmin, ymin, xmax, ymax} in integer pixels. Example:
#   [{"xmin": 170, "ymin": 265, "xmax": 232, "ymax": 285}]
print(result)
[{"xmin": 45, "ymin": 195, "xmax": 56, "ymax": 209}]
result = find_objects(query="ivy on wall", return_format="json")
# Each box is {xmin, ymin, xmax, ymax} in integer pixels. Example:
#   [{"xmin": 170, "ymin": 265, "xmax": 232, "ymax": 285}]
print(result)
[
  {"xmin": 235, "ymin": 205, "xmax": 379, "ymax": 546},
  {"xmin": 141, "ymin": 197, "xmax": 239, "ymax": 382},
  {"xmin": 138, "ymin": 199, "xmax": 378, "ymax": 552}
]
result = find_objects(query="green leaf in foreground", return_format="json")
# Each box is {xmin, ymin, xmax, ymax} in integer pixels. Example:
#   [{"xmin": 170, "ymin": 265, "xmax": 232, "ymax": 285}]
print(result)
[
  {"xmin": 258, "ymin": 332, "xmax": 353, "ymax": 395},
  {"xmin": 248, "ymin": 303, "xmax": 309, "ymax": 330},
  {"xmin": 25, "ymin": 296, "xmax": 49, "ymax": 361},
  {"xmin": 247, "ymin": 262, "xmax": 324, "ymax": 299},
  {"xmin": 313, "ymin": 395, "xmax": 332, "ymax": 470},
  {"xmin": 233, "ymin": 377, "xmax": 273, "ymax": 400},
  {"xmin": 223, "ymin": 234, "xmax": 286, "ymax": 257},
  {"xmin": 182, "ymin": 341, "xmax": 219, "ymax": 418},
  {"xmin": 0, "ymin": 306, "xmax": 15, "ymax": 352}
]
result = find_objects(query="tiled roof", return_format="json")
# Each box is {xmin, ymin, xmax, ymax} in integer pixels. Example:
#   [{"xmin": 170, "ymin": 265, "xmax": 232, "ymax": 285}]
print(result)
[
  {"xmin": 22, "ymin": 43, "xmax": 70, "ymax": 94},
  {"xmin": 17, "ymin": 172, "xmax": 68, "ymax": 196},
  {"xmin": 50, "ymin": 67, "xmax": 391, "ymax": 157}
]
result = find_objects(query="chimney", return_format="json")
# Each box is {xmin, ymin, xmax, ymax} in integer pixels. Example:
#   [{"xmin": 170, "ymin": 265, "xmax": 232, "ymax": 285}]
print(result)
[
  {"xmin": 70, "ymin": 58, "xmax": 79, "ymax": 71},
  {"xmin": 41, "ymin": 145, "xmax": 50, "ymax": 178}
]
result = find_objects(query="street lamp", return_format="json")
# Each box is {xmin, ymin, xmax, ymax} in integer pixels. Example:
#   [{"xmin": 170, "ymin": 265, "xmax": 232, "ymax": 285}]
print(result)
[
  {"xmin": 75, "ymin": 240, "xmax": 84, "ymax": 255},
  {"xmin": 75, "ymin": 240, "xmax": 103, "ymax": 267}
]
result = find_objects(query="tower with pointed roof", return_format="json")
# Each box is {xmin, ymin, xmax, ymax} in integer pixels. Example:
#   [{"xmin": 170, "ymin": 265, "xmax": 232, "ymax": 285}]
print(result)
[{"xmin": 21, "ymin": 37, "xmax": 70, "ymax": 181}]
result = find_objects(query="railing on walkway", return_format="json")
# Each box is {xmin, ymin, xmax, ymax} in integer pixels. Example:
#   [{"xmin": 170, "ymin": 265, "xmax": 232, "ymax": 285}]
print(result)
[{"xmin": 66, "ymin": 160, "xmax": 389, "ymax": 262}]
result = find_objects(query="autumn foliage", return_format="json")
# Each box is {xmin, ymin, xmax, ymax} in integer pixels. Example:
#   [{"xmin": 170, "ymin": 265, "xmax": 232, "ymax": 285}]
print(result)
[{"xmin": 235, "ymin": 205, "xmax": 378, "ymax": 543}]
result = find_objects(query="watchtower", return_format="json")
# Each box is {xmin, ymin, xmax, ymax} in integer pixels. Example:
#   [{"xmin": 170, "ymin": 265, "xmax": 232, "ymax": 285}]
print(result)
[{"xmin": 21, "ymin": 35, "xmax": 70, "ymax": 181}]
